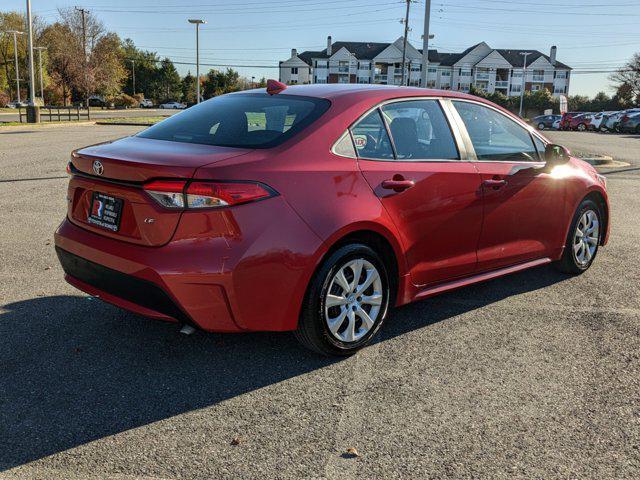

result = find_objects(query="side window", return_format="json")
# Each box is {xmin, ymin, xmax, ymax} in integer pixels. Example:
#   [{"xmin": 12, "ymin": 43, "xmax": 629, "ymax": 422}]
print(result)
[
  {"xmin": 532, "ymin": 135, "xmax": 546, "ymax": 161},
  {"xmin": 350, "ymin": 110, "xmax": 394, "ymax": 160},
  {"xmin": 380, "ymin": 100, "xmax": 458, "ymax": 160},
  {"xmin": 453, "ymin": 101, "xmax": 538, "ymax": 162}
]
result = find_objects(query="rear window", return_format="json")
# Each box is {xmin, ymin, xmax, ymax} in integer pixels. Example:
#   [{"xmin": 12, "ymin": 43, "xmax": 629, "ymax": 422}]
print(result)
[{"xmin": 138, "ymin": 93, "xmax": 330, "ymax": 148}]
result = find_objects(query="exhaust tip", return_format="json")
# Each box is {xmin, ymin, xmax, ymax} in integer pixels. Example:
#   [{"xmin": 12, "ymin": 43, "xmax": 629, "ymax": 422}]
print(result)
[{"xmin": 179, "ymin": 324, "xmax": 196, "ymax": 335}]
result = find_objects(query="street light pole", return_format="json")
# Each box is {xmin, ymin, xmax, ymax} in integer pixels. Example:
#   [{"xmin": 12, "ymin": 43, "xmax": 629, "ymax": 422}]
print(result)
[
  {"xmin": 34, "ymin": 46, "xmax": 46, "ymax": 102},
  {"xmin": 188, "ymin": 19, "xmax": 206, "ymax": 103},
  {"xmin": 420, "ymin": 0, "xmax": 432, "ymax": 87},
  {"xmin": 25, "ymin": 0, "xmax": 36, "ymax": 106},
  {"xmin": 2, "ymin": 31, "xmax": 25, "ymax": 103},
  {"xmin": 518, "ymin": 52, "xmax": 532, "ymax": 118}
]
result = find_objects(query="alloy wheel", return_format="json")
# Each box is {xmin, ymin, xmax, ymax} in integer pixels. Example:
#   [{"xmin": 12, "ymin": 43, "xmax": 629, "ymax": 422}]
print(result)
[
  {"xmin": 324, "ymin": 258, "xmax": 383, "ymax": 343},
  {"xmin": 573, "ymin": 209, "xmax": 599, "ymax": 267}
]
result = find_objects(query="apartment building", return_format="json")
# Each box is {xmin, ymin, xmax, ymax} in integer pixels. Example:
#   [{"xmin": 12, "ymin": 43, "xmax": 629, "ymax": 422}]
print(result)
[{"xmin": 279, "ymin": 37, "xmax": 571, "ymax": 97}]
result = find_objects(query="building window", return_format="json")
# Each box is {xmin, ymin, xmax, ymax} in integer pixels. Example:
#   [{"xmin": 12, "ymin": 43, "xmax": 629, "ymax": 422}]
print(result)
[
  {"xmin": 441, "ymin": 70, "xmax": 451, "ymax": 77},
  {"xmin": 459, "ymin": 69, "xmax": 472, "ymax": 77},
  {"xmin": 316, "ymin": 78, "xmax": 327, "ymax": 84},
  {"xmin": 358, "ymin": 62, "xmax": 370, "ymax": 70},
  {"xmin": 291, "ymin": 67, "xmax": 298, "ymax": 74},
  {"xmin": 531, "ymin": 84, "xmax": 540, "ymax": 91},
  {"xmin": 357, "ymin": 77, "xmax": 369, "ymax": 84},
  {"xmin": 555, "ymin": 70, "xmax": 567, "ymax": 79},
  {"xmin": 553, "ymin": 86, "xmax": 565, "ymax": 94},
  {"xmin": 428, "ymin": 67, "xmax": 437, "ymax": 74},
  {"xmin": 512, "ymin": 70, "xmax": 523, "ymax": 78},
  {"xmin": 411, "ymin": 64, "xmax": 421, "ymax": 72},
  {"xmin": 511, "ymin": 84, "xmax": 522, "ymax": 93}
]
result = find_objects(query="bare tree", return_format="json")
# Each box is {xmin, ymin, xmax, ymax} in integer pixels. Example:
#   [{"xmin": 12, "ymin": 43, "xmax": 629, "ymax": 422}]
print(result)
[{"xmin": 611, "ymin": 53, "xmax": 640, "ymax": 105}]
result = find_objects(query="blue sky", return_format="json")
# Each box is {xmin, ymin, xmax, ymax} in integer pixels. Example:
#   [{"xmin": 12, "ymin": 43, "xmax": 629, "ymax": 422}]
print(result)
[{"xmin": 7, "ymin": 0, "xmax": 640, "ymax": 96}]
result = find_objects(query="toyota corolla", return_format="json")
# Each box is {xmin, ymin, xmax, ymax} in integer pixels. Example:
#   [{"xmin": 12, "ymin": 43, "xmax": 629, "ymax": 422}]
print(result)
[{"xmin": 54, "ymin": 81, "xmax": 610, "ymax": 355}]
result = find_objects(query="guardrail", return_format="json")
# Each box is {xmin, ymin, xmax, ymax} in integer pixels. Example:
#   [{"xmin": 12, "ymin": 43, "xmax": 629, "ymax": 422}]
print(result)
[{"xmin": 18, "ymin": 105, "xmax": 91, "ymax": 123}]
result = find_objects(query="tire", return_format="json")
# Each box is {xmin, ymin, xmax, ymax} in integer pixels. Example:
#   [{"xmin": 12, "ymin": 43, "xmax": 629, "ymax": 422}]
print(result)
[
  {"xmin": 295, "ymin": 243, "xmax": 391, "ymax": 356},
  {"xmin": 554, "ymin": 199, "xmax": 602, "ymax": 275},
  {"xmin": 636, "ymin": 125, "xmax": 640, "ymax": 134},
  {"xmin": 538, "ymin": 123, "xmax": 545, "ymax": 130},
  {"xmin": 577, "ymin": 123, "xmax": 586, "ymax": 131}
]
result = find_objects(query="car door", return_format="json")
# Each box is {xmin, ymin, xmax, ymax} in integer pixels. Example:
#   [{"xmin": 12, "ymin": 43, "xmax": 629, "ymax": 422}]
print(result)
[
  {"xmin": 352, "ymin": 98, "xmax": 483, "ymax": 287},
  {"xmin": 450, "ymin": 99, "xmax": 566, "ymax": 272}
]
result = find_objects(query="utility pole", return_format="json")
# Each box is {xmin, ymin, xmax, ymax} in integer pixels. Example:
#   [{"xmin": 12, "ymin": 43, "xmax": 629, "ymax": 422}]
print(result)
[
  {"xmin": 188, "ymin": 19, "xmax": 206, "ymax": 103},
  {"xmin": 420, "ymin": 0, "xmax": 432, "ymax": 88},
  {"xmin": 131, "ymin": 59, "xmax": 136, "ymax": 96},
  {"xmin": 2, "ymin": 30, "xmax": 24, "ymax": 103},
  {"xmin": 400, "ymin": 0, "xmax": 411, "ymax": 86},
  {"xmin": 25, "ymin": 0, "xmax": 36, "ymax": 106},
  {"xmin": 518, "ymin": 52, "xmax": 532, "ymax": 118},
  {"xmin": 75, "ymin": 7, "xmax": 89, "ymax": 106},
  {"xmin": 34, "ymin": 46, "xmax": 46, "ymax": 102}
]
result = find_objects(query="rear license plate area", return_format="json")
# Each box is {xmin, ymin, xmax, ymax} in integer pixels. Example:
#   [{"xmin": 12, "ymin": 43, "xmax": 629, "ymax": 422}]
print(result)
[{"xmin": 87, "ymin": 192, "xmax": 123, "ymax": 232}]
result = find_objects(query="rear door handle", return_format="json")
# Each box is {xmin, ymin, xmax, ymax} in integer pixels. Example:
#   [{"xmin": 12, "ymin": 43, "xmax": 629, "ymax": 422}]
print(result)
[
  {"xmin": 482, "ymin": 179, "xmax": 507, "ymax": 188},
  {"xmin": 381, "ymin": 179, "xmax": 415, "ymax": 192}
]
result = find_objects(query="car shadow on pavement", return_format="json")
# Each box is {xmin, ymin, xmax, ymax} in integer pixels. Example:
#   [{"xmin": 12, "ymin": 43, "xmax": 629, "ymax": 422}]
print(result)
[{"xmin": 0, "ymin": 264, "xmax": 566, "ymax": 471}]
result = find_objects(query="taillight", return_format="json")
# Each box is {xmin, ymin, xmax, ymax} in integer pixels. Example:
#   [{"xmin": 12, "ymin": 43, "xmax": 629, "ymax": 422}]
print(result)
[
  {"xmin": 622, "ymin": 115, "xmax": 629, "ymax": 122},
  {"xmin": 143, "ymin": 179, "xmax": 275, "ymax": 209},
  {"xmin": 143, "ymin": 179, "xmax": 187, "ymax": 209}
]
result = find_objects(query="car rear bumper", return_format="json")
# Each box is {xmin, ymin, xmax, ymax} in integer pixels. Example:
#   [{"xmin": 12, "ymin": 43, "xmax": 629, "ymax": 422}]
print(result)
[{"xmin": 54, "ymin": 195, "xmax": 324, "ymax": 333}]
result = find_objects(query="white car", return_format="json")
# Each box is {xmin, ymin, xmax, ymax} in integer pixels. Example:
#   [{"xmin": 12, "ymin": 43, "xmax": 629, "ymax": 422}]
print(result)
[
  {"xmin": 159, "ymin": 102, "xmax": 186, "ymax": 110},
  {"xmin": 589, "ymin": 111, "xmax": 616, "ymax": 131},
  {"xmin": 6, "ymin": 101, "xmax": 28, "ymax": 109},
  {"xmin": 552, "ymin": 118, "xmax": 561, "ymax": 130},
  {"xmin": 139, "ymin": 99, "xmax": 154, "ymax": 108}
]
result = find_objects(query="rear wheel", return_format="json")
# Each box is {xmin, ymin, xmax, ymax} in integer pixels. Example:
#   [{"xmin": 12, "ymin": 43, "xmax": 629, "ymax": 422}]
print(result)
[
  {"xmin": 538, "ymin": 123, "xmax": 545, "ymax": 130},
  {"xmin": 295, "ymin": 244, "xmax": 390, "ymax": 356},
  {"xmin": 555, "ymin": 199, "xmax": 601, "ymax": 274},
  {"xmin": 577, "ymin": 123, "xmax": 587, "ymax": 131}
]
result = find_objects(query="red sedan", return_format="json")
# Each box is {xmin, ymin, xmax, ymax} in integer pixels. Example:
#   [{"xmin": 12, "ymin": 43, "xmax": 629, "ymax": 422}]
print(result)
[{"xmin": 55, "ymin": 82, "xmax": 610, "ymax": 355}]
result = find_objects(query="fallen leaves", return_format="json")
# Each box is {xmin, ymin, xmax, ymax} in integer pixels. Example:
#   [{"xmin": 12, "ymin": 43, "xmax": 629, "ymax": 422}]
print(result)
[
  {"xmin": 230, "ymin": 437, "xmax": 241, "ymax": 446},
  {"xmin": 344, "ymin": 447, "xmax": 359, "ymax": 458}
]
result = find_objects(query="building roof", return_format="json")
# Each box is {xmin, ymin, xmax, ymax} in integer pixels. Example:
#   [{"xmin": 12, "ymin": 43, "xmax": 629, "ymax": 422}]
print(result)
[
  {"xmin": 495, "ymin": 49, "xmax": 571, "ymax": 69},
  {"xmin": 293, "ymin": 40, "xmax": 571, "ymax": 70}
]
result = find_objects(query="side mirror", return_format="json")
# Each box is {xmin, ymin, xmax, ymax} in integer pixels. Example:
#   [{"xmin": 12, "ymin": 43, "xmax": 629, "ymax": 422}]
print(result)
[{"xmin": 545, "ymin": 144, "xmax": 571, "ymax": 166}]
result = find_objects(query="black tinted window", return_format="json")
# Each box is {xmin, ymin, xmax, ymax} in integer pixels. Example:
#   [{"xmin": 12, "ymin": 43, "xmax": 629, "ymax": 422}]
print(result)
[
  {"xmin": 350, "ymin": 110, "xmax": 394, "ymax": 160},
  {"xmin": 138, "ymin": 93, "xmax": 330, "ymax": 148},
  {"xmin": 381, "ymin": 100, "xmax": 458, "ymax": 160}
]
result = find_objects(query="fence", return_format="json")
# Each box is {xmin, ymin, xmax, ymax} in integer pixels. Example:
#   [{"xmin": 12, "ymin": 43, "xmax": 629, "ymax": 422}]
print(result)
[{"xmin": 18, "ymin": 106, "xmax": 91, "ymax": 123}]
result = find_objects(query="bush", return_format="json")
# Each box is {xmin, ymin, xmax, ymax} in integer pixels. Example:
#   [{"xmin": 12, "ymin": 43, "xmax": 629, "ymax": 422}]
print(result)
[
  {"xmin": 111, "ymin": 93, "xmax": 138, "ymax": 108},
  {"xmin": 0, "ymin": 91, "xmax": 9, "ymax": 108}
]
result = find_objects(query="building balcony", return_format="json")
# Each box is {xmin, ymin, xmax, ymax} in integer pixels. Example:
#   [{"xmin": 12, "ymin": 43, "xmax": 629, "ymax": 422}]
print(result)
[
  {"xmin": 374, "ymin": 74, "xmax": 388, "ymax": 83},
  {"xmin": 531, "ymin": 75, "xmax": 545, "ymax": 82},
  {"xmin": 475, "ymin": 73, "xmax": 491, "ymax": 80},
  {"xmin": 495, "ymin": 80, "xmax": 509, "ymax": 88}
]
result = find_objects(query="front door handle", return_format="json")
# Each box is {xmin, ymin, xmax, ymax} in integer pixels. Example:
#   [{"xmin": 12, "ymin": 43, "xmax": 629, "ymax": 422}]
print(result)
[
  {"xmin": 382, "ymin": 179, "xmax": 415, "ymax": 192},
  {"xmin": 482, "ymin": 179, "xmax": 507, "ymax": 189}
]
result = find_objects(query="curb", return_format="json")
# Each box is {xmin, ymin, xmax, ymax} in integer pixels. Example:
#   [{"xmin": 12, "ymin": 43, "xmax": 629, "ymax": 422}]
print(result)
[
  {"xmin": 95, "ymin": 122, "xmax": 155, "ymax": 126},
  {"xmin": 579, "ymin": 155, "xmax": 630, "ymax": 169}
]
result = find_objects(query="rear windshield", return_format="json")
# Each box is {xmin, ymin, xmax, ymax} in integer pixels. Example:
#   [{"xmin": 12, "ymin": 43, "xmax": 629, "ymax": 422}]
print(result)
[{"xmin": 137, "ymin": 93, "xmax": 330, "ymax": 148}]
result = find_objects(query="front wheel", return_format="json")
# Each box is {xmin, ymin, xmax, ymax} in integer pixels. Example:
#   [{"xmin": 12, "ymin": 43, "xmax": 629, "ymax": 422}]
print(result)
[
  {"xmin": 555, "ymin": 199, "xmax": 601, "ymax": 274},
  {"xmin": 577, "ymin": 123, "xmax": 587, "ymax": 131},
  {"xmin": 295, "ymin": 244, "xmax": 391, "ymax": 356}
]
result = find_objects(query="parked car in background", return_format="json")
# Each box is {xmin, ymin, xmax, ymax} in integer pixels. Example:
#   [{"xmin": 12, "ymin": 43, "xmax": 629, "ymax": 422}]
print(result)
[
  {"xmin": 590, "ymin": 111, "xmax": 616, "ymax": 131},
  {"xmin": 140, "ymin": 99, "xmax": 154, "ymax": 108},
  {"xmin": 88, "ymin": 96, "xmax": 108, "ymax": 108},
  {"xmin": 552, "ymin": 118, "xmax": 561, "ymax": 130},
  {"xmin": 559, "ymin": 112, "xmax": 583, "ymax": 130},
  {"xmin": 604, "ymin": 109, "xmax": 640, "ymax": 132},
  {"xmin": 532, "ymin": 114, "xmax": 562, "ymax": 130},
  {"xmin": 54, "ymin": 82, "xmax": 610, "ymax": 355},
  {"xmin": 569, "ymin": 113, "xmax": 593, "ymax": 131},
  {"xmin": 620, "ymin": 112, "xmax": 640, "ymax": 134},
  {"xmin": 159, "ymin": 101, "xmax": 186, "ymax": 109},
  {"xmin": 6, "ymin": 101, "xmax": 28, "ymax": 109}
]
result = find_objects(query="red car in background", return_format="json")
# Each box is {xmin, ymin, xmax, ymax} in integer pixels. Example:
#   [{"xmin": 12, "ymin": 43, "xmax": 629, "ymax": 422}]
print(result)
[
  {"xmin": 559, "ymin": 111, "xmax": 583, "ymax": 130},
  {"xmin": 568, "ymin": 113, "xmax": 594, "ymax": 131},
  {"xmin": 55, "ymin": 82, "xmax": 610, "ymax": 355}
]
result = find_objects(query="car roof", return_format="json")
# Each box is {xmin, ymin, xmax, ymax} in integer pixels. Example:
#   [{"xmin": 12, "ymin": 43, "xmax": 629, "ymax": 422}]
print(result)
[{"xmin": 240, "ymin": 83, "xmax": 484, "ymax": 102}]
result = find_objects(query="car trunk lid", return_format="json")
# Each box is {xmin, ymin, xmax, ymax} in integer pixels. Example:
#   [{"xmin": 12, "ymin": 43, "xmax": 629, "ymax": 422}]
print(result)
[{"xmin": 67, "ymin": 136, "xmax": 252, "ymax": 246}]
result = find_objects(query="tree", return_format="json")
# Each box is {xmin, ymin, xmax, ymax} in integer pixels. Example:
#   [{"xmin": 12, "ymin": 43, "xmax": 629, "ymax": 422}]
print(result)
[
  {"xmin": 40, "ymin": 22, "xmax": 81, "ymax": 105},
  {"xmin": 202, "ymin": 68, "xmax": 241, "ymax": 98},
  {"xmin": 152, "ymin": 58, "xmax": 182, "ymax": 102},
  {"xmin": 611, "ymin": 53, "xmax": 640, "ymax": 105},
  {"xmin": 121, "ymin": 38, "xmax": 160, "ymax": 99},
  {"xmin": 91, "ymin": 32, "xmax": 127, "ymax": 99},
  {"xmin": 181, "ymin": 71, "xmax": 197, "ymax": 104}
]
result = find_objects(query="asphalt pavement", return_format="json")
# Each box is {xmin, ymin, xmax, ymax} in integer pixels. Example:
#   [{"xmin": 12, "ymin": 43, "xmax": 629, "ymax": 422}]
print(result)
[{"xmin": 0, "ymin": 125, "xmax": 639, "ymax": 479}]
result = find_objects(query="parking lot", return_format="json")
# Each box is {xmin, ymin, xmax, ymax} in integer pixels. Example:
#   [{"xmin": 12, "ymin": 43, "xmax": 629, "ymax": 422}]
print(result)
[{"xmin": 1, "ymin": 125, "xmax": 639, "ymax": 479}]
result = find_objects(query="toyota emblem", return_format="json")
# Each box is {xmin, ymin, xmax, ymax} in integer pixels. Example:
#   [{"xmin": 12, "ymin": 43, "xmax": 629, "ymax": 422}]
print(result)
[{"xmin": 92, "ymin": 160, "xmax": 104, "ymax": 176}]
